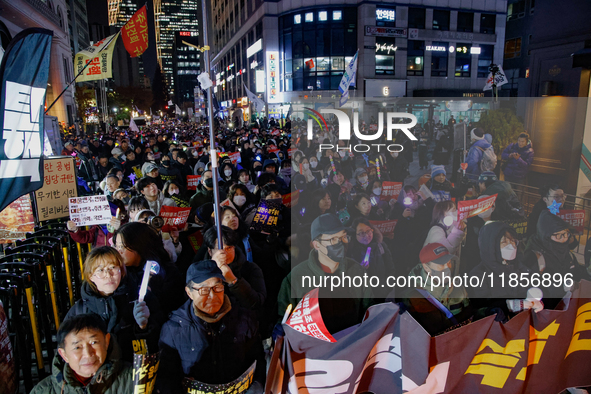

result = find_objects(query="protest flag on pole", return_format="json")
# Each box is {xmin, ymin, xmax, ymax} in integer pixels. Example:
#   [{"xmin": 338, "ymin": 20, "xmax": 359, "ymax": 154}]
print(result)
[
  {"xmin": 0, "ymin": 28, "xmax": 53, "ymax": 213},
  {"xmin": 122, "ymin": 5, "xmax": 149, "ymax": 58},
  {"xmin": 338, "ymin": 50, "xmax": 358, "ymax": 107},
  {"xmin": 244, "ymin": 84, "xmax": 265, "ymax": 112},
  {"xmin": 74, "ymin": 33, "xmax": 119, "ymax": 82}
]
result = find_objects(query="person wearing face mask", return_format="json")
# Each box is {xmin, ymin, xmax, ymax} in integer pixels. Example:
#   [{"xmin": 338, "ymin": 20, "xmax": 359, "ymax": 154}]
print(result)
[
  {"xmin": 277, "ymin": 213, "xmax": 374, "ymax": 326},
  {"xmin": 219, "ymin": 162, "xmax": 237, "ymax": 190},
  {"xmin": 526, "ymin": 183, "xmax": 565, "ymax": 240},
  {"xmin": 353, "ymin": 168, "xmax": 371, "ymax": 194},
  {"xmin": 368, "ymin": 180, "xmax": 390, "ymax": 216},
  {"xmin": 296, "ymin": 157, "xmax": 319, "ymax": 190},
  {"xmin": 385, "ymin": 149, "xmax": 409, "ymax": 182},
  {"xmin": 308, "ymin": 156, "xmax": 323, "ymax": 179},
  {"xmin": 346, "ymin": 218, "xmax": 394, "ymax": 299},
  {"xmin": 226, "ymin": 183, "xmax": 256, "ymax": 219},
  {"xmin": 402, "ymin": 243, "xmax": 472, "ymax": 336},
  {"xmin": 158, "ymin": 155, "xmax": 182, "ymax": 185},
  {"xmin": 189, "ymin": 170, "xmax": 225, "ymax": 210},
  {"xmin": 278, "ymin": 160, "xmax": 292, "ymax": 186},
  {"xmin": 163, "ymin": 180, "xmax": 190, "ymax": 208},
  {"xmin": 468, "ymin": 222, "xmax": 533, "ymax": 319},
  {"xmin": 425, "ymin": 165, "xmax": 469, "ymax": 203},
  {"xmin": 423, "ymin": 201, "xmax": 466, "ymax": 263},
  {"xmin": 524, "ymin": 210, "xmax": 589, "ymax": 308}
]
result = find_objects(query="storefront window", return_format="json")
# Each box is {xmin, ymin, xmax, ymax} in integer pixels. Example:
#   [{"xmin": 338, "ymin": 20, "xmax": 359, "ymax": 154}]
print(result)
[
  {"xmin": 407, "ymin": 40, "xmax": 424, "ymax": 76},
  {"xmin": 454, "ymin": 43, "xmax": 471, "ymax": 77},
  {"xmin": 430, "ymin": 41, "xmax": 448, "ymax": 77}
]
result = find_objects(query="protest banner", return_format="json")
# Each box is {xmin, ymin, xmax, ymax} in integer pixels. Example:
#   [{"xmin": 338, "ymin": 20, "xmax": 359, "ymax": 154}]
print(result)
[
  {"xmin": 268, "ymin": 281, "xmax": 591, "ymax": 394},
  {"xmin": 0, "ymin": 301, "xmax": 16, "ymax": 394},
  {"xmin": 159, "ymin": 206, "xmax": 191, "ymax": 233},
  {"xmin": 249, "ymin": 199, "xmax": 282, "ymax": 234},
  {"xmin": 369, "ymin": 220, "xmax": 398, "ymax": 239},
  {"xmin": 132, "ymin": 352, "xmax": 159, "ymax": 394},
  {"xmin": 220, "ymin": 198, "xmax": 237, "ymax": 210},
  {"xmin": 288, "ymin": 148, "xmax": 295, "ymax": 158},
  {"xmin": 229, "ymin": 152, "xmax": 241, "ymax": 165},
  {"xmin": 557, "ymin": 209, "xmax": 585, "ymax": 234},
  {"xmin": 187, "ymin": 230, "xmax": 204, "ymax": 254},
  {"xmin": 457, "ymin": 194, "xmax": 497, "ymax": 221},
  {"xmin": 35, "ymin": 157, "xmax": 77, "ymax": 221},
  {"xmin": 282, "ymin": 190, "xmax": 299, "ymax": 208},
  {"xmin": 183, "ymin": 361, "xmax": 256, "ymax": 394},
  {"xmin": 268, "ymin": 147, "xmax": 280, "ymax": 155},
  {"xmin": 380, "ymin": 181, "xmax": 403, "ymax": 201},
  {"xmin": 286, "ymin": 288, "xmax": 336, "ymax": 343},
  {"xmin": 187, "ymin": 175, "xmax": 201, "ymax": 190},
  {"xmin": 68, "ymin": 195, "xmax": 112, "ymax": 226},
  {"xmin": 0, "ymin": 195, "xmax": 35, "ymax": 244}
]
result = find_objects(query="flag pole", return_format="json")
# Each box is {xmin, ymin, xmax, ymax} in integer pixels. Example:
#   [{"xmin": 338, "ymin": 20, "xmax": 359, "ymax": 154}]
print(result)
[
  {"xmin": 45, "ymin": 32, "xmax": 119, "ymax": 115},
  {"xmin": 201, "ymin": 0, "xmax": 223, "ymax": 249}
]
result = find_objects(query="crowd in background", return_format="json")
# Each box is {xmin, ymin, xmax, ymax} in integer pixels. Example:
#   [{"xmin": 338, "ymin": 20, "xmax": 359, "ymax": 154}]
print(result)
[{"xmin": 33, "ymin": 115, "xmax": 590, "ymax": 393}]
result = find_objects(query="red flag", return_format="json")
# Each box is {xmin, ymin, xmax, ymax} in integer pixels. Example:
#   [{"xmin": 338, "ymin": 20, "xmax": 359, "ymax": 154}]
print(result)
[
  {"xmin": 122, "ymin": 5, "xmax": 148, "ymax": 57},
  {"xmin": 305, "ymin": 58, "xmax": 315, "ymax": 69}
]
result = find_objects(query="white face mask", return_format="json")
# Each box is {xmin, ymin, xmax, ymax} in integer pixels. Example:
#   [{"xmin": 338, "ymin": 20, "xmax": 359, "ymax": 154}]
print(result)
[
  {"xmin": 501, "ymin": 244, "xmax": 517, "ymax": 261},
  {"xmin": 359, "ymin": 176, "xmax": 368, "ymax": 185},
  {"xmin": 338, "ymin": 151, "xmax": 346, "ymax": 157},
  {"xmin": 169, "ymin": 189, "xmax": 179, "ymax": 195},
  {"xmin": 233, "ymin": 195, "xmax": 247, "ymax": 207},
  {"xmin": 303, "ymin": 163, "xmax": 310, "ymax": 170},
  {"xmin": 373, "ymin": 188, "xmax": 382, "ymax": 196},
  {"xmin": 310, "ymin": 161, "xmax": 318, "ymax": 168},
  {"xmin": 391, "ymin": 152, "xmax": 399, "ymax": 158},
  {"xmin": 224, "ymin": 169, "xmax": 232, "ymax": 177}
]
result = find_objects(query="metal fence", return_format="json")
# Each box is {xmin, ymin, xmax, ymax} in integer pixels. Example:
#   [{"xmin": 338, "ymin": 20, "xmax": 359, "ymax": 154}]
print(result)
[{"xmin": 508, "ymin": 182, "xmax": 591, "ymax": 264}]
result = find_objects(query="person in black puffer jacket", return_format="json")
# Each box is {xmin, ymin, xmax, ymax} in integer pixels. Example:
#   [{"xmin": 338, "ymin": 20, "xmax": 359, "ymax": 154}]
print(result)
[{"xmin": 64, "ymin": 247, "xmax": 164, "ymax": 362}]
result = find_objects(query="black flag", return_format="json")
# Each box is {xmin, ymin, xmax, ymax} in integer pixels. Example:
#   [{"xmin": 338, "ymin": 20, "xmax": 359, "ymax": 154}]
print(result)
[{"xmin": 0, "ymin": 28, "xmax": 53, "ymax": 212}]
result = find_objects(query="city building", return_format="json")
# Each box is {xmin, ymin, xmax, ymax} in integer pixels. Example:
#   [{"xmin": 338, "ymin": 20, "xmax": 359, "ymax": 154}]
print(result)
[
  {"xmin": 172, "ymin": 31, "xmax": 202, "ymax": 108},
  {"xmin": 154, "ymin": 0, "xmax": 200, "ymax": 98},
  {"xmin": 208, "ymin": 0, "xmax": 507, "ymax": 123},
  {"xmin": 0, "ymin": 0, "xmax": 77, "ymax": 127},
  {"xmin": 67, "ymin": 0, "xmax": 90, "ymax": 55}
]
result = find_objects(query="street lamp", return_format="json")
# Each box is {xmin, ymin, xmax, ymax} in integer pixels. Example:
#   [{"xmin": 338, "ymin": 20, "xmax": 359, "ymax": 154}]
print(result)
[{"xmin": 113, "ymin": 107, "xmax": 118, "ymax": 113}]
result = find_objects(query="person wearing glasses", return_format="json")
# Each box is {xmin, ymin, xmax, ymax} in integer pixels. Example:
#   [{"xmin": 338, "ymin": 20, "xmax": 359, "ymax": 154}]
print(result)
[
  {"xmin": 64, "ymin": 247, "xmax": 164, "ymax": 363},
  {"xmin": 526, "ymin": 183, "xmax": 565, "ymax": 239},
  {"xmin": 157, "ymin": 260, "xmax": 261, "ymax": 393},
  {"xmin": 524, "ymin": 210, "xmax": 590, "ymax": 308},
  {"xmin": 277, "ymin": 213, "xmax": 374, "ymax": 330}
]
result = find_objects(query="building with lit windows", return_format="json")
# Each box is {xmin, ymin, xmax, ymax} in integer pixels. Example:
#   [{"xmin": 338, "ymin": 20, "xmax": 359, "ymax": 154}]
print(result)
[
  {"xmin": 208, "ymin": 0, "xmax": 507, "ymax": 120},
  {"xmin": 173, "ymin": 31, "xmax": 202, "ymax": 107},
  {"xmin": 153, "ymin": 0, "xmax": 200, "ymax": 98}
]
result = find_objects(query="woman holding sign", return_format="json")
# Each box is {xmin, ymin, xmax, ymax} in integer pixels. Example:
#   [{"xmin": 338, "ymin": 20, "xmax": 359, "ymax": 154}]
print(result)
[{"xmin": 64, "ymin": 246, "xmax": 164, "ymax": 362}]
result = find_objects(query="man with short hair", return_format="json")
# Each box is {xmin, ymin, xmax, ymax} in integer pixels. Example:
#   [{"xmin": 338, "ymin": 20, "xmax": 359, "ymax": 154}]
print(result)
[
  {"xmin": 136, "ymin": 177, "xmax": 176, "ymax": 214},
  {"xmin": 501, "ymin": 132, "xmax": 534, "ymax": 184},
  {"xmin": 277, "ymin": 213, "xmax": 373, "ymax": 333},
  {"xmin": 31, "ymin": 313, "xmax": 133, "ymax": 393},
  {"xmin": 157, "ymin": 260, "xmax": 260, "ymax": 393}
]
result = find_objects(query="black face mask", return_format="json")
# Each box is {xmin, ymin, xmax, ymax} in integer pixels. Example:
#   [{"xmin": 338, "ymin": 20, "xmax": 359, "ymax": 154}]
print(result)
[
  {"xmin": 253, "ymin": 166, "xmax": 262, "ymax": 172},
  {"xmin": 325, "ymin": 242, "xmax": 345, "ymax": 263},
  {"xmin": 204, "ymin": 178, "xmax": 214, "ymax": 188}
]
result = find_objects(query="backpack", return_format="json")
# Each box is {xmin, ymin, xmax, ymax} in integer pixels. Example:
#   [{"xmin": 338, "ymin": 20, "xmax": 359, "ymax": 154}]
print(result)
[{"xmin": 477, "ymin": 145, "xmax": 497, "ymax": 173}]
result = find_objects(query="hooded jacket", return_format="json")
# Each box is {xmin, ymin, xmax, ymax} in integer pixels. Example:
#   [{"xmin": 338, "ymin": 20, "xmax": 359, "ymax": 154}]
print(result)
[
  {"xmin": 30, "ymin": 340, "xmax": 133, "ymax": 394},
  {"xmin": 469, "ymin": 221, "xmax": 530, "ymax": 300},
  {"xmin": 157, "ymin": 298, "xmax": 259, "ymax": 393},
  {"xmin": 64, "ymin": 279, "xmax": 164, "ymax": 363},
  {"xmin": 189, "ymin": 182, "xmax": 215, "ymax": 209},
  {"xmin": 524, "ymin": 210, "xmax": 587, "ymax": 302},
  {"xmin": 466, "ymin": 138, "xmax": 492, "ymax": 181},
  {"xmin": 501, "ymin": 141, "xmax": 534, "ymax": 180}
]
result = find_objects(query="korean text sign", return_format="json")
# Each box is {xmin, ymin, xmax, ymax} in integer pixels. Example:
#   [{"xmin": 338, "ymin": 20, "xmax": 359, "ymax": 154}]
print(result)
[
  {"xmin": 69, "ymin": 196, "xmax": 112, "ymax": 226},
  {"xmin": 457, "ymin": 194, "xmax": 497, "ymax": 221},
  {"xmin": 159, "ymin": 205, "xmax": 191, "ymax": 232},
  {"xmin": 35, "ymin": 157, "xmax": 77, "ymax": 221}
]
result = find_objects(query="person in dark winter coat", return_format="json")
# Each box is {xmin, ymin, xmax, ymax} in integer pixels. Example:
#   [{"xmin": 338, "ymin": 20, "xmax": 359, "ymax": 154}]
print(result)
[
  {"xmin": 468, "ymin": 221, "xmax": 531, "ymax": 317},
  {"xmin": 525, "ymin": 184, "xmax": 564, "ymax": 240},
  {"xmin": 425, "ymin": 165, "xmax": 469, "ymax": 202},
  {"xmin": 31, "ymin": 314, "xmax": 133, "ymax": 394},
  {"xmin": 64, "ymin": 247, "xmax": 164, "ymax": 362},
  {"xmin": 524, "ymin": 210, "xmax": 589, "ymax": 308},
  {"xmin": 157, "ymin": 261, "xmax": 260, "ymax": 393},
  {"xmin": 190, "ymin": 170, "xmax": 220, "ymax": 209},
  {"xmin": 384, "ymin": 151, "xmax": 409, "ymax": 182},
  {"xmin": 501, "ymin": 133, "xmax": 534, "ymax": 183},
  {"xmin": 466, "ymin": 127, "xmax": 493, "ymax": 182}
]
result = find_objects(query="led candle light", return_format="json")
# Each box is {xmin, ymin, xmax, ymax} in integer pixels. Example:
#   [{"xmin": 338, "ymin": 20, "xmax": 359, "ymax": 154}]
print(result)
[{"xmin": 361, "ymin": 247, "xmax": 371, "ymax": 268}]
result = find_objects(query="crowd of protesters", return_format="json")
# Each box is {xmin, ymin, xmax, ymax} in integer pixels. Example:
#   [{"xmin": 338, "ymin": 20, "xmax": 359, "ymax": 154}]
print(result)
[{"xmin": 33, "ymin": 115, "xmax": 591, "ymax": 393}]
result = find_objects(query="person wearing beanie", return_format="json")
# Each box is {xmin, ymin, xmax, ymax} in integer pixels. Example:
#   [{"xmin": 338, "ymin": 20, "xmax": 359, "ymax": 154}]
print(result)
[
  {"xmin": 425, "ymin": 164, "xmax": 468, "ymax": 202},
  {"xmin": 466, "ymin": 127, "xmax": 494, "ymax": 182},
  {"xmin": 157, "ymin": 260, "xmax": 262, "ymax": 393}
]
